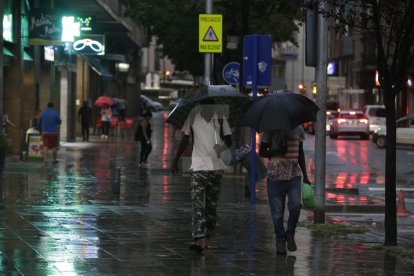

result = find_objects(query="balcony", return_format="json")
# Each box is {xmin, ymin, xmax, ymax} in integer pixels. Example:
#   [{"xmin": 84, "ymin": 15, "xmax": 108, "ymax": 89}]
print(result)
[{"xmin": 274, "ymin": 42, "xmax": 298, "ymax": 61}]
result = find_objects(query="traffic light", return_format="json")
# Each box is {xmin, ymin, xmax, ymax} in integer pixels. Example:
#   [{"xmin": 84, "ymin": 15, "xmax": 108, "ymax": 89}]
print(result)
[
  {"xmin": 298, "ymin": 84, "xmax": 306, "ymax": 94},
  {"xmin": 312, "ymin": 83, "xmax": 317, "ymax": 95}
]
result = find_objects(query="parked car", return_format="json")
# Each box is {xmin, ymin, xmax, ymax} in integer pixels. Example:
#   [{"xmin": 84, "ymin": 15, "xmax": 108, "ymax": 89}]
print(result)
[
  {"xmin": 303, "ymin": 110, "xmax": 338, "ymax": 135},
  {"xmin": 139, "ymin": 95, "xmax": 164, "ymax": 112},
  {"xmin": 329, "ymin": 110, "xmax": 370, "ymax": 139},
  {"xmin": 363, "ymin": 105, "xmax": 386, "ymax": 133},
  {"xmin": 326, "ymin": 110, "xmax": 339, "ymax": 132},
  {"xmin": 372, "ymin": 114, "xmax": 414, "ymax": 148}
]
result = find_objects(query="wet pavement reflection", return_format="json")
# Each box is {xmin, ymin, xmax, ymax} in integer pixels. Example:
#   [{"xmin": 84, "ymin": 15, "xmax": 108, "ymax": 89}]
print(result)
[{"xmin": 0, "ymin": 112, "xmax": 413, "ymax": 275}]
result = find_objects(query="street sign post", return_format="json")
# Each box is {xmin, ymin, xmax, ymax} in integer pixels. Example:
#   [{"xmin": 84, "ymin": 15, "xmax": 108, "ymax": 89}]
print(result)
[
  {"xmin": 243, "ymin": 35, "xmax": 272, "ymax": 87},
  {"xmin": 222, "ymin": 62, "xmax": 240, "ymax": 85},
  {"xmin": 242, "ymin": 34, "xmax": 272, "ymax": 202},
  {"xmin": 199, "ymin": 14, "xmax": 222, "ymax": 53}
]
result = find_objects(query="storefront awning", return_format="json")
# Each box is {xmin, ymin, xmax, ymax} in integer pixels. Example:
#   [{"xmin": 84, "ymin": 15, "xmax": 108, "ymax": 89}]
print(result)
[
  {"xmin": 23, "ymin": 51, "xmax": 33, "ymax": 61},
  {"xmin": 85, "ymin": 56, "xmax": 113, "ymax": 81},
  {"xmin": 2, "ymin": 47, "xmax": 33, "ymax": 61},
  {"xmin": 3, "ymin": 47, "xmax": 13, "ymax": 57}
]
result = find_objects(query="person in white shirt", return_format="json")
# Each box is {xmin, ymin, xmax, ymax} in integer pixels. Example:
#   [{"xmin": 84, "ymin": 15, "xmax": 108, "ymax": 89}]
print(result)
[{"xmin": 171, "ymin": 99, "xmax": 232, "ymax": 253}]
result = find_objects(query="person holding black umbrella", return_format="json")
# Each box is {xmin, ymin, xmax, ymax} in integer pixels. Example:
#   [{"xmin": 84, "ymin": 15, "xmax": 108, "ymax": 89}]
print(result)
[
  {"xmin": 243, "ymin": 91, "xmax": 318, "ymax": 255},
  {"xmin": 259, "ymin": 126, "xmax": 312, "ymax": 255},
  {"xmin": 170, "ymin": 99, "xmax": 232, "ymax": 253}
]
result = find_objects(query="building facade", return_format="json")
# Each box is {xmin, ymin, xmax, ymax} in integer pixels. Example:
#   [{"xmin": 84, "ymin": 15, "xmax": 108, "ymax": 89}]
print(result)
[
  {"xmin": 272, "ymin": 23, "xmax": 316, "ymax": 98},
  {"xmin": 1, "ymin": 0, "xmax": 144, "ymax": 156}
]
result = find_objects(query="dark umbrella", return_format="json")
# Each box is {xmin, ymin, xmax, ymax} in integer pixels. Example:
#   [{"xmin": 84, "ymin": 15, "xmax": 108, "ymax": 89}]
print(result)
[
  {"xmin": 94, "ymin": 96, "xmax": 114, "ymax": 107},
  {"xmin": 166, "ymin": 85, "xmax": 251, "ymax": 129},
  {"xmin": 242, "ymin": 91, "xmax": 320, "ymax": 131}
]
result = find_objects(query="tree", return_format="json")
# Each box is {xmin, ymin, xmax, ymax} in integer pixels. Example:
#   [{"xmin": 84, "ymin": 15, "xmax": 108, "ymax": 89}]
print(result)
[
  {"xmin": 313, "ymin": 0, "xmax": 414, "ymax": 246},
  {"xmin": 125, "ymin": 0, "xmax": 303, "ymax": 80}
]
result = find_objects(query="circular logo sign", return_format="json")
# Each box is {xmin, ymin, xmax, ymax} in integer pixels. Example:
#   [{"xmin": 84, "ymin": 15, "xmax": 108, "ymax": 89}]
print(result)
[{"xmin": 222, "ymin": 62, "xmax": 240, "ymax": 85}]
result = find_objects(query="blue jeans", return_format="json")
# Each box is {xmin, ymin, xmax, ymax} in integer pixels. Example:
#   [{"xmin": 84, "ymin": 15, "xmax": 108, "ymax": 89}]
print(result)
[{"xmin": 267, "ymin": 176, "xmax": 302, "ymax": 240}]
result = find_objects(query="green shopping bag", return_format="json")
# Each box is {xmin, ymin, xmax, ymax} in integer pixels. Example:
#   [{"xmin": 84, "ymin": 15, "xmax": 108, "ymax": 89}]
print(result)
[{"xmin": 301, "ymin": 182, "xmax": 317, "ymax": 210}]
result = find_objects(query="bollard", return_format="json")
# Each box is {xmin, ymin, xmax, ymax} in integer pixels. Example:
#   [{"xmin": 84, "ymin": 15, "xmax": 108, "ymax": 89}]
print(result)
[{"xmin": 112, "ymin": 167, "xmax": 121, "ymax": 194}]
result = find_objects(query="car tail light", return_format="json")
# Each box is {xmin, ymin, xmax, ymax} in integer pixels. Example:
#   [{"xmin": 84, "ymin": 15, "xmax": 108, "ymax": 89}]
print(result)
[
  {"xmin": 359, "ymin": 119, "xmax": 368, "ymax": 124},
  {"xmin": 338, "ymin": 119, "xmax": 347, "ymax": 124}
]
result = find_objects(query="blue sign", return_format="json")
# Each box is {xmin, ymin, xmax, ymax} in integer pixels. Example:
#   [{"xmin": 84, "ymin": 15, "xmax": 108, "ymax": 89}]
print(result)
[
  {"xmin": 242, "ymin": 35, "xmax": 272, "ymax": 87},
  {"xmin": 222, "ymin": 62, "xmax": 240, "ymax": 85}
]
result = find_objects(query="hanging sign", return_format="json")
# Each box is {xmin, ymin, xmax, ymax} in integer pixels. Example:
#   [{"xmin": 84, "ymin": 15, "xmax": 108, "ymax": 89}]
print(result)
[
  {"xmin": 72, "ymin": 35, "xmax": 105, "ymax": 55},
  {"xmin": 29, "ymin": 10, "xmax": 62, "ymax": 45}
]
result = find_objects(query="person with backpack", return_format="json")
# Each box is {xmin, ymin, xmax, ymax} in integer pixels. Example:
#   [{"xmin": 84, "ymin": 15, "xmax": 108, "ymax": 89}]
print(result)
[
  {"xmin": 259, "ymin": 126, "xmax": 311, "ymax": 255},
  {"xmin": 170, "ymin": 99, "xmax": 232, "ymax": 253}
]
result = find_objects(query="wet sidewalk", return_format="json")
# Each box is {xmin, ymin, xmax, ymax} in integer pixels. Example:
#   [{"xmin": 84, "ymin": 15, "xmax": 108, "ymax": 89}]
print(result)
[{"xmin": 1, "ymin": 112, "xmax": 414, "ymax": 275}]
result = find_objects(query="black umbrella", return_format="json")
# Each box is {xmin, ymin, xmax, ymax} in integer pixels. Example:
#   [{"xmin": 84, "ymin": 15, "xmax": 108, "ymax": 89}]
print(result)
[
  {"xmin": 242, "ymin": 91, "xmax": 320, "ymax": 131},
  {"xmin": 166, "ymin": 85, "xmax": 251, "ymax": 129}
]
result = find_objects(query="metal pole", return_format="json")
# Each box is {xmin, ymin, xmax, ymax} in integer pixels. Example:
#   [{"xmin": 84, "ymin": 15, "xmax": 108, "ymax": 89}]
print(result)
[
  {"xmin": 314, "ymin": 2, "xmax": 327, "ymax": 223},
  {"xmin": 34, "ymin": 0, "xmax": 40, "ymax": 111},
  {"xmin": 204, "ymin": 0, "xmax": 213, "ymax": 85},
  {"xmin": 250, "ymin": 37, "xmax": 258, "ymax": 203}
]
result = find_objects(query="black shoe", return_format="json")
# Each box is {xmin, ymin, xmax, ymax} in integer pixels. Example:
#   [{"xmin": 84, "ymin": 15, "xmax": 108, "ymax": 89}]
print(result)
[
  {"xmin": 189, "ymin": 239, "xmax": 205, "ymax": 253},
  {"xmin": 276, "ymin": 239, "xmax": 287, "ymax": 255},
  {"xmin": 286, "ymin": 233, "xmax": 297, "ymax": 252}
]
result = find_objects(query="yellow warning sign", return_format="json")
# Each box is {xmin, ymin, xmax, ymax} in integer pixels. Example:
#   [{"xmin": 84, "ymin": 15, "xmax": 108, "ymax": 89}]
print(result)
[{"xmin": 199, "ymin": 14, "xmax": 222, "ymax": 53}]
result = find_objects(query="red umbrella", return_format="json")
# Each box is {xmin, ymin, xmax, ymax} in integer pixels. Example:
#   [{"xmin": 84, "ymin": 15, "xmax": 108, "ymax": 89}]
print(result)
[{"xmin": 94, "ymin": 96, "xmax": 114, "ymax": 107}]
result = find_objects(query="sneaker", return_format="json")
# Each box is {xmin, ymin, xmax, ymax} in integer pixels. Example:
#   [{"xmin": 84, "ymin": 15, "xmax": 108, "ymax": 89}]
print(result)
[
  {"xmin": 286, "ymin": 233, "xmax": 297, "ymax": 252},
  {"xmin": 276, "ymin": 239, "xmax": 287, "ymax": 255}
]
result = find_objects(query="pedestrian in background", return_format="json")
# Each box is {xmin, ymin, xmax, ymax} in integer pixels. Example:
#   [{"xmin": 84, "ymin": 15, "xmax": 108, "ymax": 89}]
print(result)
[
  {"xmin": 259, "ymin": 126, "xmax": 311, "ymax": 255},
  {"xmin": 1, "ymin": 114, "xmax": 16, "ymax": 135},
  {"xmin": 26, "ymin": 110, "xmax": 41, "ymax": 143},
  {"xmin": 100, "ymin": 104, "xmax": 112, "ymax": 139},
  {"xmin": 170, "ymin": 100, "xmax": 232, "ymax": 253},
  {"xmin": 78, "ymin": 101, "xmax": 92, "ymax": 141},
  {"xmin": 30, "ymin": 110, "xmax": 41, "ymax": 132},
  {"xmin": 114, "ymin": 95, "xmax": 127, "ymax": 122},
  {"xmin": 135, "ymin": 111, "xmax": 152, "ymax": 167},
  {"xmin": 39, "ymin": 102, "xmax": 62, "ymax": 166}
]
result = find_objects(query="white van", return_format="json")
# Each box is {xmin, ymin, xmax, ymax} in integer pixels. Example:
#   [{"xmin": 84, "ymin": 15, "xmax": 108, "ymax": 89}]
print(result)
[{"xmin": 363, "ymin": 105, "xmax": 386, "ymax": 133}]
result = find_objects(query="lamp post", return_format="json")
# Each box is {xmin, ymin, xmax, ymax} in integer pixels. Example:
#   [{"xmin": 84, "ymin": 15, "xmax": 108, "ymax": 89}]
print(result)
[{"xmin": 204, "ymin": 0, "xmax": 213, "ymax": 85}]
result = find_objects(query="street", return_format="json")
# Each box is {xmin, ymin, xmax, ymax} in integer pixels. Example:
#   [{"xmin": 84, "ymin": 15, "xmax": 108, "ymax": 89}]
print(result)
[
  {"xmin": 0, "ymin": 111, "xmax": 413, "ymax": 275},
  {"xmin": 303, "ymin": 134, "xmax": 414, "ymax": 214}
]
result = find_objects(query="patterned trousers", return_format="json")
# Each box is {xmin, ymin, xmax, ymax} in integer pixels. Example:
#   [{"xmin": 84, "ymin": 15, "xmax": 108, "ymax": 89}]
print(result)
[{"xmin": 190, "ymin": 171, "xmax": 222, "ymax": 239}]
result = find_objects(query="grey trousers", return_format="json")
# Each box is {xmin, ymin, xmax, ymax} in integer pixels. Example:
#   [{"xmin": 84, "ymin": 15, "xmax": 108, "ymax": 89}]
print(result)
[{"xmin": 190, "ymin": 171, "xmax": 222, "ymax": 239}]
